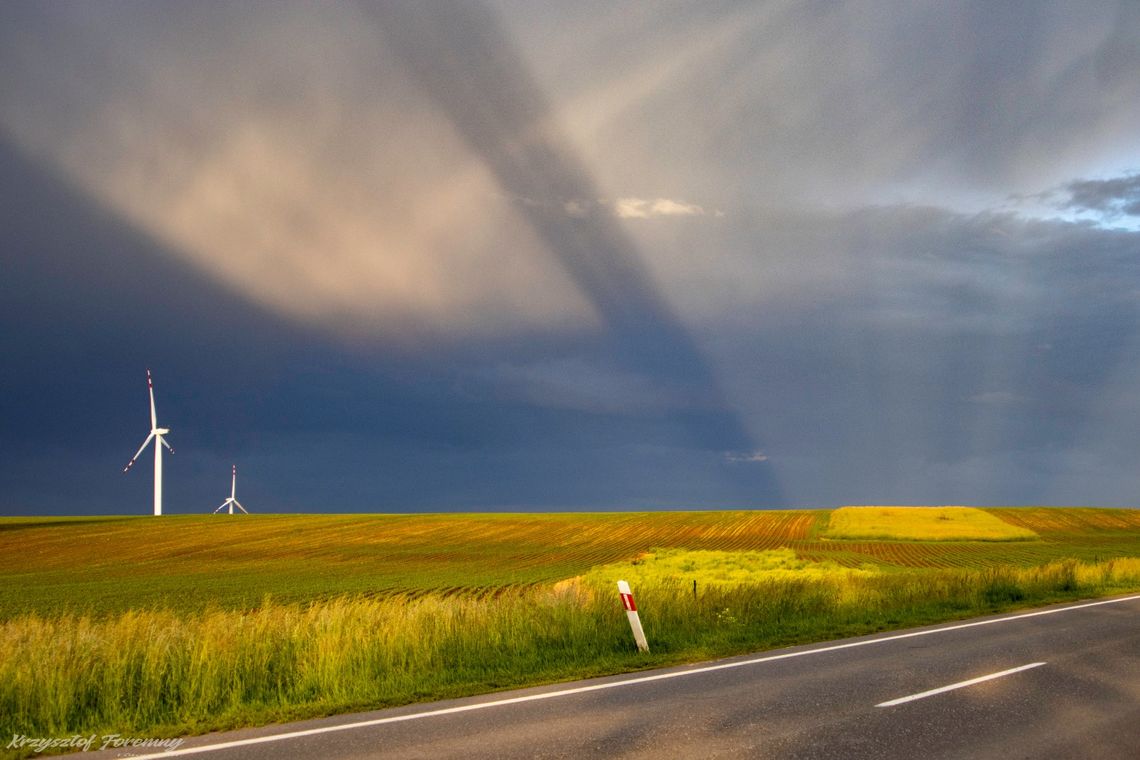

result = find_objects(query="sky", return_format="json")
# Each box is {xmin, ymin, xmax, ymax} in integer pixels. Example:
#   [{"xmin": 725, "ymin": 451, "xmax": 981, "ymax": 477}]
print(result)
[{"xmin": 2, "ymin": 1, "xmax": 1139, "ymax": 515}]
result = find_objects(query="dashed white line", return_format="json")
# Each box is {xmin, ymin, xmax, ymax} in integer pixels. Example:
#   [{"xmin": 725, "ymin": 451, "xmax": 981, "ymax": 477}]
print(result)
[
  {"xmin": 119, "ymin": 593, "xmax": 1140, "ymax": 759},
  {"xmin": 876, "ymin": 661, "xmax": 1047, "ymax": 707}
]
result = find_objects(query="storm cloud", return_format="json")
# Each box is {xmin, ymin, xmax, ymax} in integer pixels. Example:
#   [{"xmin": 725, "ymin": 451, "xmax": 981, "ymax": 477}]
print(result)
[
  {"xmin": 1062, "ymin": 174, "xmax": 1140, "ymax": 218},
  {"xmin": 1, "ymin": 1, "xmax": 1139, "ymax": 514}
]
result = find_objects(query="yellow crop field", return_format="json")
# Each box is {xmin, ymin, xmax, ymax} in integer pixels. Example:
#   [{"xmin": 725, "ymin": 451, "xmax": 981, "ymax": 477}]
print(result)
[
  {"xmin": 582, "ymin": 547, "xmax": 875, "ymax": 589},
  {"xmin": 823, "ymin": 506, "xmax": 1039, "ymax": 541}
]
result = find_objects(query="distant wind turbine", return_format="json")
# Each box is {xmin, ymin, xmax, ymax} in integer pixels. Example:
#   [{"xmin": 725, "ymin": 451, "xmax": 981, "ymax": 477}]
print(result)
[
  {"xmin": 123, "ymin": 369, "xmax": 173, "ymax": 516},
  {"xmin": 213, "ymin": 465, "xmax": 249, "ymax": 514}
]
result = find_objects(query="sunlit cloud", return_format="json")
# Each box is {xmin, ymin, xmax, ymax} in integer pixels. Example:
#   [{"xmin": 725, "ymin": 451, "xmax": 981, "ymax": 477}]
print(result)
[
  {"xmin": 0, "ymin": 3, "xmax": 598, "ymax": 345},
  {"xmin": 517, "ymin": 195, "xmax": 715, "ymax": 221},
  {"xmin": 614, "ymin": 197, "xmax": 705, "ymax": 219}
]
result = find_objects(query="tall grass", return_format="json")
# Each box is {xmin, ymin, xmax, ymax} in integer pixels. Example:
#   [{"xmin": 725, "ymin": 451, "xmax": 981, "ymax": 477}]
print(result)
[
  {"xmin": 0, "ymin": 589, "xmax": 626, "ymax": 743},
  {"xmin": 4, "ymin": 558, "xmax": 1140, "ymax": 752}
]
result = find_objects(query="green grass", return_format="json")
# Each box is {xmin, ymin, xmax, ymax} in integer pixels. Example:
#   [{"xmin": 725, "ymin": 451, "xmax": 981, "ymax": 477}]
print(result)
[{"xmin": 4, "ymin": 507, "xmax": 1140, "ymax": 757}]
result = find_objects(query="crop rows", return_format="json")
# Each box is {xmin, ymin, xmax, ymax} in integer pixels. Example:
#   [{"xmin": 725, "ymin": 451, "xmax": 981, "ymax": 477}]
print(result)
[
  {"xmin": 0, "ymin": 512, "xmax": 823, "ymax": 617},
  {"xmin": 986, "ymin": 507, "xmax": 1140, "ymax": 535},
  {"xmin": 3, "ymin": 508, "xmax": 1140, "ymax": 618}
]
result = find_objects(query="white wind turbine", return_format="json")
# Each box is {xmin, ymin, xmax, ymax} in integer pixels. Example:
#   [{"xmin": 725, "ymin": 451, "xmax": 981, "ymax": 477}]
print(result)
[
  {"xmin": 213, "ymin": 465, "xmax": 249, "ymax": 514},
  {"xmin": 123, "ymin": 369, "xmax": 173, "ymax": 516}
]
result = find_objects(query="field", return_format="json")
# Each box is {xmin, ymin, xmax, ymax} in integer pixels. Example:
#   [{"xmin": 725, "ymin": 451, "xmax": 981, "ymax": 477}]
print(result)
[
  {"xmin": 4, "ymin": 507, "xmax": 1140, "ymax": 756},
  {"xmin": 823, "ymin": 506, "xmax": 1039, "ymax": 541},
  {"xmin": 0, "ymin": 511, "xmax": 821, "ymax": 617}
]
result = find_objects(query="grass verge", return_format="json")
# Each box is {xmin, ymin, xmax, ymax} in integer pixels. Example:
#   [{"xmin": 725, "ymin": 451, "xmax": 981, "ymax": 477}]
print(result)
[{"xmin": 4, "ymin": 557, "xmax": 1140, "ymax": 757}]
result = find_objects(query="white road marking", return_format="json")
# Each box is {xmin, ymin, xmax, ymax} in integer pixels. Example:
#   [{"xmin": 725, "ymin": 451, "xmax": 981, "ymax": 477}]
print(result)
[
  {"xmin": 120, "ymin": 593, "xmax": 1140, "ymax": 759},
  {"xmin": 875, "ymin": 661, "xmax": 1046, "ymax": 707}
]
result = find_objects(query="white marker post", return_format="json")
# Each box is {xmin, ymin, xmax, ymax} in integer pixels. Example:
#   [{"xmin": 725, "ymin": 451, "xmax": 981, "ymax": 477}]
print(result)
[{"xmin": 617, "ymin": 580, "xmax": 649, "ymax": 653}]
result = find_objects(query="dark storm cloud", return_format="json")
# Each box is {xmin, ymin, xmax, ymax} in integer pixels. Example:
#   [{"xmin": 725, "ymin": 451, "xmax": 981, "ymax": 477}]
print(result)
[
  {"xmin": 0, "ymin": 132, "xmax": 780, "ymax": 514},
  {"xmin": 2, "ymin": 1, "xmax": 1139, "ymax": 514},
  {"xmin": 659, "ymin": 205, "xmax": 1140, "ymax": 506},
  {"xmin": 0, "ymin": 1, "xmax": 788, "ymax": 517},
  {"xmin": 359, "ymin": 2, "xmax": 782, "ymax": 481},
  {"xmin": 1062, "ymin": 174, "xmax": 1140, "ymax": 218}
]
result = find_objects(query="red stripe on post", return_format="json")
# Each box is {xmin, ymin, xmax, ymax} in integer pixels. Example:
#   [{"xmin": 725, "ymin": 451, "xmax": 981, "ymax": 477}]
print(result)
[{"xmin": 621, "ymin": 593, "xmax": 637, "ymax": 612}]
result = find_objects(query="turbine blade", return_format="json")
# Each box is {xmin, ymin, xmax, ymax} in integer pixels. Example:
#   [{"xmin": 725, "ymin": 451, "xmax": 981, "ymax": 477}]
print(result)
[
  {"xmin": 159, "ymin": 435, "xmax": 174, "ymax": 453},
  {"xmin": 147, "ymin": 369, "xmax": 157, "ymax": 430},
  {"xmin": 213, "ymin": 501, "xmax": 228, "ymax": 513},
  {"xmin": 234, "ymin": 500, "xmax": 248, "ymax": 514},
  {"xmin": 124, "ymin": 433, "xmax": 155, "ymax": 472}
]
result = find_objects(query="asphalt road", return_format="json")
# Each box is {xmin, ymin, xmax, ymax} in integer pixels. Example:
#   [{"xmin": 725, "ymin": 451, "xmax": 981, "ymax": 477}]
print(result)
[{"xmin": 103, "ymin": 594, "xmax": 1140, "ymax": 760}]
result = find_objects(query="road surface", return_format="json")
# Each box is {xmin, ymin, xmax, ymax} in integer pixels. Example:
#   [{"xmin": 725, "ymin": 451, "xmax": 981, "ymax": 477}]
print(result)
[{"xmin": 102, "ymin": 594, "xmax": 1140, "ymax": 759}]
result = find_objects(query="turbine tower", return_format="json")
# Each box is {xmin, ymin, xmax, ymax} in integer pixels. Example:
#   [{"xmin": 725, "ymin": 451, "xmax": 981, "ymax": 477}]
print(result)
[
  {"xmin": 123, "ymin": 369, "xmax": 173, "ymax": 516},
  {"xmin": 213, "ymin": 465, "xmax": 249, "ymax": 514}
]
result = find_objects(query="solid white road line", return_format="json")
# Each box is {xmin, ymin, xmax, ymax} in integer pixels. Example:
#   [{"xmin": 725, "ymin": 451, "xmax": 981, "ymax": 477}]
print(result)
[
  {"xmin": 122, "ymin": 594, "xmax": 1140, "ymax": 759},
  {"xmin": 875, "ymin": 662, "xmax": 1047, "ymax": 707}
]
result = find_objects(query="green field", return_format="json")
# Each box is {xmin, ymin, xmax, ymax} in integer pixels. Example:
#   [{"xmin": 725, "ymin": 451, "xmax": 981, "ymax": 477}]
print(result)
[
  {"xmin": 0, "ymin": 511, "xmax": 823, "ymax": 617},
  {"xmin": 4, "ymin": 507, "xmax": 1140, "ymax": 757},
  {"xmin": 6, "ymin": 508, "xmax": 1140, "ymax": 617}
]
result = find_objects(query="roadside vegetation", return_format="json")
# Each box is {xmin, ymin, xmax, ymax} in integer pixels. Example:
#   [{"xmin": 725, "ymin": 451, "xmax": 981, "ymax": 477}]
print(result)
[{"xmin": 3, "ymin": 507, "xmax": 1140, "ymax": 756}]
